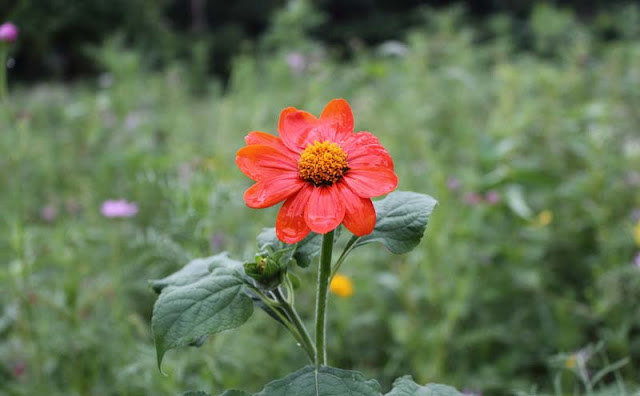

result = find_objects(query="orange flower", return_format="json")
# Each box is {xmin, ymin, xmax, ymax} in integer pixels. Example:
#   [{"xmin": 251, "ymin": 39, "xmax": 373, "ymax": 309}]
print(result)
[{"xmin": 236, "ymin": 99, "xmax": 398, "ymax": 243}]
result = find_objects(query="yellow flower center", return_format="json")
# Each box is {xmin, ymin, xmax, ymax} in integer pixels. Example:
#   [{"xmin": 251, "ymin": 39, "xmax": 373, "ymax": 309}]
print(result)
[{"xmin": 297, "ymin": 141, "xmax": 349, "ymax": 186}]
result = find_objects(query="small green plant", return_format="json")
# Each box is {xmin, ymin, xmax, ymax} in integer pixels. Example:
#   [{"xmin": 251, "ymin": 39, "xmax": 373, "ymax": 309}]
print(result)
[{"xmin": 149, "ymin": 99, "xmax": 459, "ymax": 395}]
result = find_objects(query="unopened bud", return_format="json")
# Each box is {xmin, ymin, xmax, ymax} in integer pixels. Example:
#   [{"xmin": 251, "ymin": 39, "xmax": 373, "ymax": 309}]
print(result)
[{"xmin": 244, "ymin": 255, "xmax": 284, "ymax": 290}]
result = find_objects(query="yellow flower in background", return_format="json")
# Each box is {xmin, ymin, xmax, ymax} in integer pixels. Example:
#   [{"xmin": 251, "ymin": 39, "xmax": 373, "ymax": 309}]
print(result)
[
  {"xmin": 533, "ymin": 210, "xmax": 553, "ymax": 228},
  {"xmin": 329, "ymin": 274, "xmax": 354, "ymax": 298},
  {"xmin": 634, "ymin": 220, "xmax": 640, "ymax": 246}
]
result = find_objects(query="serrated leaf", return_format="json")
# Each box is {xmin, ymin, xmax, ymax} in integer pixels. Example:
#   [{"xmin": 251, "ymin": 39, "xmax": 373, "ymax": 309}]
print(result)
[
  {"xmin": 149, "ymin": 253, "xmax": 233, "ymax": 294},
  {"xmin": 152, "ymin": 264, "xmax": 253, "ymax": 370},
  {"xmin": 255, "ymin": 365, "xmax": 382, "ymax": 396},
  {"xmin": 183, "ymin": 392, "xmax": 212, "ymax": 396},
  {"xmin": 385, "ymin": 376, "xmax": 463, "ymax": 396},
  {"xmin": 218, "ymin": 391, "xmax": 251, "ymax": 396},
  {"xmin": 353, "ymin": 191, "xmax": 437, "ymax": 254}
]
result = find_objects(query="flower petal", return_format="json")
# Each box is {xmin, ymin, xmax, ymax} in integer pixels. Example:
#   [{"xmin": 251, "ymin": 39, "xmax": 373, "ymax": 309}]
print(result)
[
  {"xmin": 347, "ymin": 144, "xmax": 394, "ymax": 169},
  {"xmin": 319, "ymin": 99, "xmax": 354, "ymax": 142},
  {"xmin": 344, "ymin": 167, "xmax": 398, "ymax": 198},
  {"xmin": 276, "ymin": 185, "xmax": 314, "ymax": 243},
  {"xmin": 278, "ymin": 107, "xmax": 319, "ymax": 151},
  {"xmin": 244, "ymin": 175, "xmax": 305, "ymax": 209},
  {"xmin": 342, "ymin": 131, "xmax": 393, "ymax": 167},
  {"xmin": 335, "ymin": 182, "xmax": 376, "ymax": 236},
  {"xmin": 236, "ymin": 144, "xmax": 298, "ymax": 181},
  {"xmin": 304, "ymin": 186, "xmax": 345, "ymax": 234},
  {"xmin": 245, "ymin": 131, "xmax": 299, "ymax": 162}
]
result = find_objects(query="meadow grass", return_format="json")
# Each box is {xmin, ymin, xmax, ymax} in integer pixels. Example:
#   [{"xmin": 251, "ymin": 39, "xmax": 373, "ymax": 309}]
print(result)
[{"xmin": 1, "ymin": 6, "xmax": 640, "ymax": 395}]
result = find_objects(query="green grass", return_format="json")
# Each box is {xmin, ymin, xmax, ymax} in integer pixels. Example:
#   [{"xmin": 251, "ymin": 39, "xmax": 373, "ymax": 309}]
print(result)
[{"xmin": 1, "ymin": 5, "xmax": 640, "ymax": 395}]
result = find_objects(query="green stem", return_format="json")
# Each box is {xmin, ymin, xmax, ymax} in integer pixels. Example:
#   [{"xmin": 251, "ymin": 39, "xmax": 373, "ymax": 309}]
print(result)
[
  {"xmin": 249, "ymin": 285, "xmax": 315, "ymax": 362},
  {"xmin": 314, "ymin": 230, "xmax": 334, "ymax": 367},
  {"xmin": 273, "ymin": 287, "xmax": 316, "ymax": 363},
  {"xmin": 0, "ymin": 45, "xmax": 9, "ymax": 122}
]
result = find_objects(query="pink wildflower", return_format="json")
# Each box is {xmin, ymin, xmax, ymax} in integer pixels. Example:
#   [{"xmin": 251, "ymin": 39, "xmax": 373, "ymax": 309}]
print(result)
[
  {"xmin": 40, "ymin": 204, "xmax": 58, "ymax": 222},
  {"xmin": 485, "ymin": 190, "xmax": 500, "ymax": 205},
  {"xmin": 464, "ymin": 192, "xmax": 483, "ymax": 205},
  {"xmin": 0, "ymin": 22, "xmax": 18, "ymax": 43},
  {"xmin": 446, "ymin": 176, "xmax": 461, "ymax": 191},
  {"xmin": 285, "ymin": 52, "xmax": 306, "ymax": 74},
  {"xmin": 12, "ymin": 361, "xmax": 26, "ymax": 378},
  {"xmin": 100, "ymin": 199, "xmax": 139, "ymax": 218}
]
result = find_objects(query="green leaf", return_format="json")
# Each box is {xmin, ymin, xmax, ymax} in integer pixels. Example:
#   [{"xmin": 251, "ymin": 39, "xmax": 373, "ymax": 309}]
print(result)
[
  {"xmin": 385, "ymin": 376, "xmax": 464, "ymax": 396},
  {"xmin": 505, "ymin": 184, "xmax": 532, "ymax": 219},
  {"xmin": 183, "ymin": 392, "xmax": 212, "ymax": 396},
  {"xmin": 149, "ymin": 253, "xmax": 235, "ymax": 294},
  {"xmin": 255, "ymin": 365, "xmax": 382, "ymax": 396},
  {"xmin": 218, "ymin": 391, "xmax": 251, "ymax": 396},
  {"xmin": 152, "ymin": 260, "xmax": 253, "ymax": 370},
  {"xmin": 353, "ymin": 191, "xmax": 437, "ymax": 254}
]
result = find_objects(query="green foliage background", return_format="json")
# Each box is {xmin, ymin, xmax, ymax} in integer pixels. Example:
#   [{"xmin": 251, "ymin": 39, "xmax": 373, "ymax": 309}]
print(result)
[{"xmin": 1, "ymin": 3, "xmax": 640, "ymax": 395}]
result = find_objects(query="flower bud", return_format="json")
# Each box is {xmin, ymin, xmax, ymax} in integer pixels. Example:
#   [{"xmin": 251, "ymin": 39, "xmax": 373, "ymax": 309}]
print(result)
[
  {"xmin": 244, "ymin": 254, "xmax": 285, "ymax": 290},
  {"xmin": 0, "ymin": 22, "xmax": 18, "ymax": 43}
]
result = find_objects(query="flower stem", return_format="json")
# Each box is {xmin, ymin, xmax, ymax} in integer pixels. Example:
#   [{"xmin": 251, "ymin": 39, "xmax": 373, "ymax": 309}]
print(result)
[
  {"xmin": 315, "ymin": 230, "xmax": 334, "ymax": 367},
  {"xmin": 250, "ymin": 285, "xmax": 315, "ymax": 362},
  {"xmin": 0, "ymin": 45, "xmax": 9, "ymax": 121},
  {"xmin": 273, "ymin": 287, "xmax": 316, "ymax": 363}
]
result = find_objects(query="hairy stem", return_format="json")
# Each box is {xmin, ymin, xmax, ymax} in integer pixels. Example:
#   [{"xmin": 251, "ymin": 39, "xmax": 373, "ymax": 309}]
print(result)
[
  {"xmin": 274, "ymin": 287, "xmax": 316, "ymax": 363},
  {"xmin": 314, "ymin": 230, "xmax": 334, "ymax": 367}
]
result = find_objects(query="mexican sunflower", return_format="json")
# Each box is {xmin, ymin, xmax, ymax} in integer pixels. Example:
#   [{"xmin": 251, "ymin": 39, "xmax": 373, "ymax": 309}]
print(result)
[{"xmin": 236, "ymin": 99, "xmax": 397, "ymax": 243}]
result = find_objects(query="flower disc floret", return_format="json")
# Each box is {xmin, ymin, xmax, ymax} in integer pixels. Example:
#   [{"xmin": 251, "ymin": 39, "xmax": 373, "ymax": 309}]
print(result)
[{"xmin": 298, "ymin": 141, "xmax": 349, "ymax": 186}]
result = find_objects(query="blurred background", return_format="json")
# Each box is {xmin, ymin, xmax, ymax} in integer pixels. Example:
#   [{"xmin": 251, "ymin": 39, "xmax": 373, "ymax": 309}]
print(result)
[{"xmin": 1, "ymin": 0, "xmax": 640, "ymax": 395}]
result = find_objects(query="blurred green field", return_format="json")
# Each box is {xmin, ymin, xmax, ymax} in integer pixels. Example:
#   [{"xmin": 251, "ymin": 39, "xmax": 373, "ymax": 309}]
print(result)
[{"xmin": 2, "ymin": 5, "xmax": 640, "ymax": 396}]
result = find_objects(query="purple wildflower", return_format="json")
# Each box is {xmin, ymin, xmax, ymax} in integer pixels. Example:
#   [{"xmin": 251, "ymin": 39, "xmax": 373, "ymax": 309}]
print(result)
[
  {"xmin": 40, "ymin": 204, "xmax": 58, "ymax": 222},
  {"xmin": 447, "ymin": 176, "xmax": 461, "ymax": 191},
  {"xmin": 464, "ymin": 192, "xmax": 483, "ymax": 205},
  {"xmin": 12, "ymin": 361, "xmax": 26, "ymax": 378},
  {"xmin": 210, "ymin": 231, "xmax": 226, "ymax": 251},
  {"xmin": 0, "ymin": 22, "xmax": 18, "ymax": 43},
  {"xmin": 634, "ymin": 252, "xmax": 640, "ymax": 268},
  {"xmin": 101, "ymin": 199, "xmax": 139, "ymax": 218},
  {"xmin": 285, "ymin": 52, "xmax": 306, "ymax": 75},
  {"xmin": 485, "ymin": 190, "xmax": 500, "ymax": 205}
]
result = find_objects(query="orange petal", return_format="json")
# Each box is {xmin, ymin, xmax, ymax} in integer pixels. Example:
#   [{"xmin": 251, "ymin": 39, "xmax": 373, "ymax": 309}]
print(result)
[
  {"xmin": 336, "ymin": 182, "xmax": 376, "ymax": 236},
  {"xmin": 342, "ymin": 132, "xmax": 394, "ymax": 168},
  {"xmin": 244, "ymin": 131, "xmax": 281, "ymax": 147},
  {"xmin": 319, "ymin": 99, "xmax": 354, "ymax": 142},
  {"xmin": 347, "ymin": 143, "xmax": 394, "ymax": 168},
  {"xmin": 341, "ymin": 131, "xmax": 382, "ymax": 153},
  {"xmin": 344, "ymin": 167, "xmax": 398, "ymax": 198},
  {"xmin": 276, "ymin": 185, "xmax": 313, "ymax": 243},
  {"xmin": 236, "ymin": 144, "xmax": 297, "ymax": 181},
  {"xmin": 278, "ymin": 108, "xmax": 318, "ymax": 151},
  {"xmin": 245, "ymin": 131, "xmax": 298, "ymax": 162},
  {"xmin": 304, "ymin": 186, "xmax": 345, "ymax": 234},
  {"xmin": 244, "ymin": 175, "xmax": 305, "ymax": 209}
]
